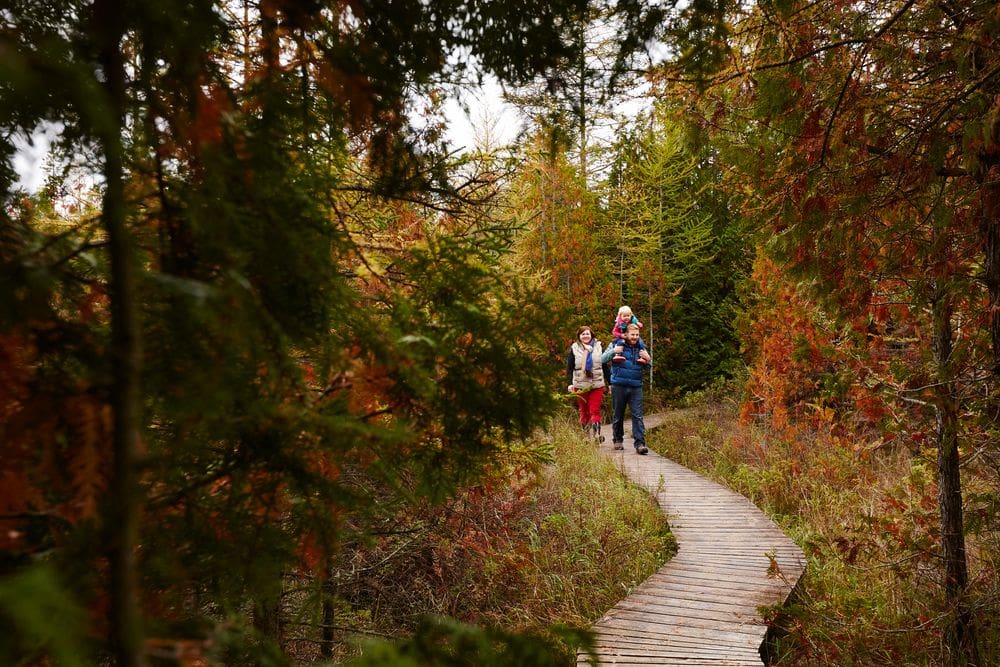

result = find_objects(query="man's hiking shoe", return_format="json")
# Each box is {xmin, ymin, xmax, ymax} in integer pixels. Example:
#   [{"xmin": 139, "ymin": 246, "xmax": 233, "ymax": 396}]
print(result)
[
  {"xmin": 612, "ymin": 355, "xmax": 626, "ymax": 363},
  {"xmin": 613, "ymin": 441, "xmax": 624, "ymax": 450},
  {"xmin": 635, "ymin": 444, "xmax": 649, "ymax": 455}
]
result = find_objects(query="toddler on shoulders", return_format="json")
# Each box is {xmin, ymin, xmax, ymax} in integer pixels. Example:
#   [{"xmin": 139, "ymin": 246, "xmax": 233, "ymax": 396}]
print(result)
[{"xmin": 610, "ymin": 305, "xmax": 647, "ymax": 363}]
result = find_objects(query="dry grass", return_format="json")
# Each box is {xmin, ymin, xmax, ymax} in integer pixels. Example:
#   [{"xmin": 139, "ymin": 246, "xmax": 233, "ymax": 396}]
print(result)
[
  {"xmin": 649, "ymin": 392, "xmax": 1000, "ymax": 666},
  {"xmin": 287, "ymin": 412, "xmax": 675, "ymax": 663}
]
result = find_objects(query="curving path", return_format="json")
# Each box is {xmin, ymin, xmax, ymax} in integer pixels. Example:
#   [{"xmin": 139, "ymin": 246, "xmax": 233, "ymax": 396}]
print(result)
[{"xmin": 580, "ymin": 414, "xmax": 806, "ymax": 666}]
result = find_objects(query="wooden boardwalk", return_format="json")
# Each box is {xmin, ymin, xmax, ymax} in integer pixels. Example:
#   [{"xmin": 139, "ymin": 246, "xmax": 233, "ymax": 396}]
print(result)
[{"xmin": 580, "ymin": 414, "xmax": 806, "ymax": 666}]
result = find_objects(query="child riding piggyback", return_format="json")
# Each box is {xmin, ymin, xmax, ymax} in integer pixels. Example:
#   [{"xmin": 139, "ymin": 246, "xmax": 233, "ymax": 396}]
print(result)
[{"xmin": 610, "ymin": 305, "xmax": 648, "ymax": 364}]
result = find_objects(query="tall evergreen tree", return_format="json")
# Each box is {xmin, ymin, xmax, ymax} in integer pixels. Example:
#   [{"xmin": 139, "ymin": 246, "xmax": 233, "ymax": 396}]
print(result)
[
  {"xmin": 503, "ymin": 1, "xmax": 658, "ymax": 185},
  {"xmin": 0, "ymin": 1, "xmax": 695, "ymax": 663},
  {"xmin": 606, "ymin": 106, "xmax": 722, "ymax": 390},
  {"xmin": 505, "ymin": 131, "xmax": 615, "ymax": 343}
]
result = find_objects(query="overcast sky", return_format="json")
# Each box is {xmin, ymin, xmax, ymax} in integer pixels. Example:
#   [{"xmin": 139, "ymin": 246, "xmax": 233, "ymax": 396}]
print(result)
[
  {"xmin": 12, "ymin": 127, "xmax": 55, "ymax": 192},
  {"xmin": 443, "ymin": 76, "xmax": 523, "ymax": 153},
  {"xmin": 11, "ymin": 85, "xmax": 519, "ymax": 194}
]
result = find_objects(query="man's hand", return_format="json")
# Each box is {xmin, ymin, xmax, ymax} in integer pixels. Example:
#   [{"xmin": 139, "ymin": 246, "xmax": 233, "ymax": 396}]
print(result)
[{"xmin": 638, "ymin": 350, "xmax": 651, "ymax": 362}]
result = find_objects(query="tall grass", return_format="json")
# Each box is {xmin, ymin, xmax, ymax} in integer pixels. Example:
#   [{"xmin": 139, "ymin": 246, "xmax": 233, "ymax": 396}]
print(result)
[
  {"xmin": 515, "ymin": 415, "xmax": 676, "ymax": 627},
  {"xmin": 649, "ymin": 392, "xmax": 1000, "ymax": 665},
  {"xmin": 296, "ymin": 413, "xmax": 675, "ymax": 663}
]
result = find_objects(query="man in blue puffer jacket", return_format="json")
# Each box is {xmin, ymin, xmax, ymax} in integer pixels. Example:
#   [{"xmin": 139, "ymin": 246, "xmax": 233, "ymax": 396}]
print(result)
[{"xmin": 601, "ymin": 323, "xmax": 652, "ymax": 454}]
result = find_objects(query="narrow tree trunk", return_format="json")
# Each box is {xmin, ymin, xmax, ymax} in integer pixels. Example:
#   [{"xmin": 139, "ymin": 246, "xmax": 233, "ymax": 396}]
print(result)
[
  {"xmin": 577, "ymin": 24, "xmax": 587, "ymax": 184},
  {"xmin": 105, "ymin": 142, "xmax": 144, "ymax": 667},
  {"xmin": 253, "ymin": 588, "xmax": 284, "ymax": 646},
  {"xmin": 647, "ymin": 290, "xmax": 654, "ymax": 390},
  {"xmin": 980, "ymin": 164, "xmax": 1000, "ymax": 422},
  {"xmin": 931, "ymin": 293, "xmax": 980, "ymax": 666},
  {"xmin": 95, "ymin": 1, "xmax": 144, "ymax": 663},
  {"xmin": 320, "ymin": 559, "xmax": 335, "ymax": 659}
]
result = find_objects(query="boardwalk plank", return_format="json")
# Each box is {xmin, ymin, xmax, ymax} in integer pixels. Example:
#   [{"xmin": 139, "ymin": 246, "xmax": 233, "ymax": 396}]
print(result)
[
  {"xmin": 622, "ymin": 592, "xmax": 774, "ymax": 614},
  {"xmin": 587, "ymin": 646, "xmax": 761, "ymax": 662},
  {"xmin": 590, "ymin": 641, "xmax": 761, "ymax": 656},
  {"xmin": 595, "ymin": 616, "xmax": 764, "ymax": 642},
  {"xmin": 582, "ymin": 415, "xmax": 805, "ymax": 665},
  {"xmin": 592, "ymin": 634, "xmax": 762, "ymax": 652}
]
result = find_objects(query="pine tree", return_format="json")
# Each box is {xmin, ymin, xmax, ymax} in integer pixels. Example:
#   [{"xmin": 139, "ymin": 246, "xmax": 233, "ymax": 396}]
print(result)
[
  {"xmin": 0, "ymin": 1, "xmax": 684, "ymax": 662},
  {"xmin": 606, "ymin": 107, "xmax": 718, "ymax": 389}
]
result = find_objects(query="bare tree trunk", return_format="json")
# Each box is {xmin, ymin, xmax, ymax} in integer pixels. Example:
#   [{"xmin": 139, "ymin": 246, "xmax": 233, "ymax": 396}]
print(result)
[
  {"xmin": 95, "ymin": 1, "xmax": 144, "ymax": 664},
  {"xmin": 577, "ymin": 24, "xmax": 587, "ymax": 184},
  {"xmin": 253, "ymin": 582, "xmax": 284, "ymax": 649},
  {"xmin": 980, "ymin": 164, "xmax": 1000, "ymax": 422},
  {"xmin": 931, "ymin": 293, "xmax": 980, "ymax": 666},
  {"xmin": 320, "ymin": 560, "xmax": 335, "ymax": 659}
]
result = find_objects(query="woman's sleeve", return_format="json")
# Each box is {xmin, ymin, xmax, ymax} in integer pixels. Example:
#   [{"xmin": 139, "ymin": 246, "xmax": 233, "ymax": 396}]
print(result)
[{"xmin": 565, "ymin": 348, "xmax": 575, "ymax": 384}]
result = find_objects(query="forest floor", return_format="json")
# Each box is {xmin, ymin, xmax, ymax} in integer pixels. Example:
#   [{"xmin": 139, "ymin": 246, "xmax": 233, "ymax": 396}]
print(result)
[
  {"xmin": 295, "ymin": 390, "xmax": 999, "ymax": 665},
  {"xmin": 291, "ymin": 412, "xmax": 676, "ymax": 664},
  {"xmin": 648, "ymin": 392, "xmax": 1000, "ymax": 665}
]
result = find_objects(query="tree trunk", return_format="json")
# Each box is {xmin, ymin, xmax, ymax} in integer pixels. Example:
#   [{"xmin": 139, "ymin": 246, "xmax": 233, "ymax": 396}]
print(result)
[
  {"xmin": 320, "ymin": 559, "xmax": 335, "ymax": 659},
  {"xmin": 647, "ymin": 290, "xmax": 654, "ymax": 390},
  {"xmin": 95, "ymin": 1, "xmax": 144, "ymax": 663},
  {"xmin": 253, "ymin": 588, "xmax": 284, "ymax": 647},
  {"xmin": 577, "ymin": 25, "xmax": 587, "ymax": 184},
  {"xmin": 931, "ymin": 293, "xmax": 980, "ymax": 666},
  {"xmin": 980, "ymin": 162, "xmax": 1000, "ymax": 422}
]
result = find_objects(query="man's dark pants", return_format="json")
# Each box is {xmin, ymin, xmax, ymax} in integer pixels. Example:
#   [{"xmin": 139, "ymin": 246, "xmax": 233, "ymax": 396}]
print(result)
[{"xmin": 610, "ymin": 383, "xmax": 645, "ymax": 447}]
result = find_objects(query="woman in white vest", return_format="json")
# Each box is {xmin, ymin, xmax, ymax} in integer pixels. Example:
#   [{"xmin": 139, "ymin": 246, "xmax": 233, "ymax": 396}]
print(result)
[{"xmin": 565, "ymin": 325, "xmax": 606, "ymax": 442}]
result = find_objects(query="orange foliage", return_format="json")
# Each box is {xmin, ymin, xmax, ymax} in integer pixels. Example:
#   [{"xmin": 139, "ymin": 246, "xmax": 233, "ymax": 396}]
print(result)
[
  {"xmin": 740, "ymin": 251, "xmax": 903, "ymax": 442},
  {"xmin": 63, "ymin": 397, "xmax": 113, "ymax": 522},
  {"xmin": 740, "ymin": 252, "xmax": 836, "ymax": 435},
  {"xmin": 0, "ymin": 332, "xmax": 113, "ymax": 553},
  {"xmin": 511, "ymin": 152, "xmax": 617, "ymax": 339}
]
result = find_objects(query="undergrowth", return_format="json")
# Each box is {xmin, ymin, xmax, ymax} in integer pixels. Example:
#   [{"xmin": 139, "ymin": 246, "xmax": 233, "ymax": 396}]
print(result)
[
  {"xmin": 299, "ymin": 412, "xmax": 675, "ymax": 664},
  {"xmin": 649, "ymin": 389, "xmax": 1000, "ymax": 666}
]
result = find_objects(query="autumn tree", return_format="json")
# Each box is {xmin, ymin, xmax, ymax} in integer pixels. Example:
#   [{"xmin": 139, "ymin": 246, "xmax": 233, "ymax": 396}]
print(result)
[
  {"xmin": 0, "ymin": 1, "xmax": 688, "ymax": 664},
  {"xmin": 504, "ymin": 131, "xmax": 615, "ymax": 345},
  {"xmin": 680, "ymin": 0, "xmax": 1000, "ymax": 662}
]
